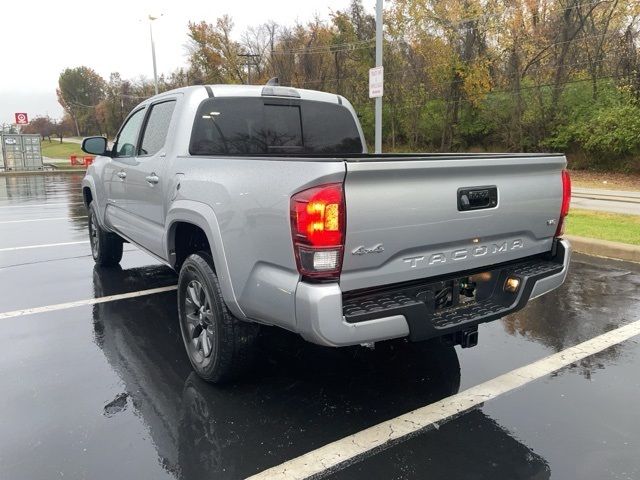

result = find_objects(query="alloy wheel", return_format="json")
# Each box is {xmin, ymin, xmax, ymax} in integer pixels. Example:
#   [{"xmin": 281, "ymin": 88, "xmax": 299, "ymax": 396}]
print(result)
[
  {"xmin": 184, "ymin": 278, "xmax": 216, "ymax": 363},
  {"xmin": 89, "ymin": 212, "xmax": 99, "ymax": 257}
]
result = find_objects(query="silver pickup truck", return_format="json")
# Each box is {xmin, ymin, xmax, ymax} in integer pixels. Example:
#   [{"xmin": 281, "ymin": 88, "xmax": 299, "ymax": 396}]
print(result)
[{"xmin": 81, "ymin": 83, "xmax": 572, "ymax": 383}]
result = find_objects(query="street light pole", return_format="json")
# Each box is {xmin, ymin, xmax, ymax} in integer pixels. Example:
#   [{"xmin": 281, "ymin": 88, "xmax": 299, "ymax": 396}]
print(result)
[
  {"xmin": 374, "ymin": 0, "xmax": 383, "ymax": 153},
  {"xmin": 149, "ymin": 14, "xmax": 161, "ymax": 95}
]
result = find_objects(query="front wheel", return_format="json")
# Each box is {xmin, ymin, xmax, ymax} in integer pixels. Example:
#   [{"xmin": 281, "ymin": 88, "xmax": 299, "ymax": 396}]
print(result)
[
  {"xmin": 88, "ymin": 202, "xmax": 123, "ymax": 267},
  {"xmin": 178, "ymin": 252, "xmax": 259, "ymax": 383}
]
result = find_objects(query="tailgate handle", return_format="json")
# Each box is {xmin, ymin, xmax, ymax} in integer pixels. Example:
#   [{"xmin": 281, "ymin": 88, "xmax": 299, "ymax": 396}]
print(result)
[{"xmin": 458, "ymin": 186, "xmax": 498, "ymax": 211}]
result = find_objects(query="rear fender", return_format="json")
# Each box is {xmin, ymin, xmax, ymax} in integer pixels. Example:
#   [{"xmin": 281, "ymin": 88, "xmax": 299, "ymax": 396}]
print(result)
[{"xmin": 166, "ymin": 200, "xmax": 246, "ymax": 320}]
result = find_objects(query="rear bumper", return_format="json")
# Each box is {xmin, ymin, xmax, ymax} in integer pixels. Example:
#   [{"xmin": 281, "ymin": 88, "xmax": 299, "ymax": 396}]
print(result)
[{"xmin": 295, "ymin": 239, "xmax": 571, "ymax": 347}]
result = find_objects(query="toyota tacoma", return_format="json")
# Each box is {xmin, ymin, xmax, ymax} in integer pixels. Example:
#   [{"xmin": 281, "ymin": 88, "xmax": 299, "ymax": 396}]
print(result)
[{"xmin": 81, "ymin": 82, "xmax": 572, "ymax": 383}]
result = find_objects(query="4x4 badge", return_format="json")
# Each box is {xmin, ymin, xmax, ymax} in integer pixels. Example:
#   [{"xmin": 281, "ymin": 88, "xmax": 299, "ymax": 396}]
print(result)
[{"xmin": 352, "ymin": 244, "xmax": 385, "ymax": 255}]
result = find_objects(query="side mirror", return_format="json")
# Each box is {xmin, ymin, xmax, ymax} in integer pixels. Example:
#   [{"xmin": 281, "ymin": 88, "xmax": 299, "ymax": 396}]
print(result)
[{"xmin": 82, "ymin": 136, "xmax": 109, "ymax": 156}]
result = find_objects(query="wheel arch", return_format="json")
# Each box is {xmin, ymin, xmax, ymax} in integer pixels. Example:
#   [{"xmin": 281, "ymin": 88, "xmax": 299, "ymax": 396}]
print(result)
[
  {"xmin": 82, "ymin": 186, "xmax": 93, "ymax": 209},
  {"xmin": 165, "ymin": 200, "xmax": 246, "ymax": 320},
  {"xmin": 81, "ymin": 176, "xmax": 98, "ymax": 209},
  {"xmin": 81, "ymin": 177, "xmax": 110, "ymax": 232}
]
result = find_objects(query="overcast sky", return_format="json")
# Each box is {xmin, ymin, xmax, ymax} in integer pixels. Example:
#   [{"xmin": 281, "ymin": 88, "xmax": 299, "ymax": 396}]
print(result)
[{"xmin": 0, "ymin": 0, "xmax": 364, "ymax": 125}]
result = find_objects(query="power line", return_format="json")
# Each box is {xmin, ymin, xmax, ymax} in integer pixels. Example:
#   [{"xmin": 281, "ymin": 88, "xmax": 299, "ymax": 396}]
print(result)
[
  {"xmin": 276, "ymin": 29, "xmax": 627, "ymax": 63},
  {"xmin": 271, "ymin": 38, "xmax": 374, "ymax": 56}
]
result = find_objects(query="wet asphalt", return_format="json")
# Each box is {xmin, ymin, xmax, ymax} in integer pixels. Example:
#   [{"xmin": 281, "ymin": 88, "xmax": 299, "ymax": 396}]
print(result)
[{"xmin": 1, "ymin": 174, "xmax": 639, "ymax": 480}]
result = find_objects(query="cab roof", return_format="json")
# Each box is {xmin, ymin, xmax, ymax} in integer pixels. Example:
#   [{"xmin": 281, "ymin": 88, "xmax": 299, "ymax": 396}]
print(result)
[{"xmin": 148, "ymin": 84, "xmax": 343, "ymax": 105}]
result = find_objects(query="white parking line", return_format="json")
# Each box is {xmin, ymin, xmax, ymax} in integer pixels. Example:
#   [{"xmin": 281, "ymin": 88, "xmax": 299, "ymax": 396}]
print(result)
[
  {"xmin": 0, "ymin": 202, "xmax": 84, "ymax": 209},
  {"xmin": 0, "ymin": 246, "xmax": 139, "ymax": 270},
  {"xmin": 0, "ymin": 285, "xmax": 178, "ymax": 320},
  {"xmin": 0, "ymin": 216, "xmax": 87, "ymax": 224},
  {"xmin": 0, "ymin": 241, "xmax": 88, "ymax": 252},
  {"xmin": 248, "ymin": 318, "xmax": 640, "ymax": 480}
]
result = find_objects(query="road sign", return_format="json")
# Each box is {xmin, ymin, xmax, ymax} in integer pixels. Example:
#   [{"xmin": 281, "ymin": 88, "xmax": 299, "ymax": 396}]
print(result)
[
  {"xmin": 15, "ymin": 113, "xmax": 28, "ymax": 125},
  {"xmin": 369, "ymin": 66, "xmax": 384, "ymax": 99}
]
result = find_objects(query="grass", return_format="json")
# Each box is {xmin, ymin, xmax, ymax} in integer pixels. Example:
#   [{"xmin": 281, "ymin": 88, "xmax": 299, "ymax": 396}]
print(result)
[
  {"xmin": 40, "ymin": 140, "xmax": 84, "ymax": 159},
  {"xmin": 566, "ymin": 209, "xmax": 640, "ymax": 245}
]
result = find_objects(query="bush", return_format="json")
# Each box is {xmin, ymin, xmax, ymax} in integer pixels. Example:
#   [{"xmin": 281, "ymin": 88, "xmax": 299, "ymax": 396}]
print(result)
[
  {"xmin": 579, "ymin": 104, "xmax": 640, "ymax": 155},
  {"xmin": 542, "ymin": 82, "xmax": 640, "ymax": 171}
]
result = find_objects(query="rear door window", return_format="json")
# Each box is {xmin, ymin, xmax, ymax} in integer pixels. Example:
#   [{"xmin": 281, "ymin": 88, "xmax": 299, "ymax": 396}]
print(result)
[
  {"xmin": 190, "ymin": 97, "xmax": 362, "ymax": 155},
  {"xmin": 139, "ymin": 100, "xmax": 176, "ymax": 156}
]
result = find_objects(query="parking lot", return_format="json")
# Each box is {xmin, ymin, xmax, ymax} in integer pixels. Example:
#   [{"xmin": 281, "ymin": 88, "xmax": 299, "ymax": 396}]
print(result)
[{"xmin": 1, "ymin": 173, "xmax": 639, "ymax": 480}]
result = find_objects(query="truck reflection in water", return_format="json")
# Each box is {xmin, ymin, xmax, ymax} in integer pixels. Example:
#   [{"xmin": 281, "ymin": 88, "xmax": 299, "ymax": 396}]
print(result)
[{"xmin": 92, "ymin": 265, "xmax": 550, "ymax": 480}]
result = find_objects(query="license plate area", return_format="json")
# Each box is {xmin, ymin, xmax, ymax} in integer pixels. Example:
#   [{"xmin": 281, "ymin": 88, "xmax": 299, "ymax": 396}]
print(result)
[
  {"xmin": 342, "ymin": 267, "xmax": 509, "ymax": 326},
  {"xmin": 418, "ymin": 277, "xmax": 479, "ymax": 314}
]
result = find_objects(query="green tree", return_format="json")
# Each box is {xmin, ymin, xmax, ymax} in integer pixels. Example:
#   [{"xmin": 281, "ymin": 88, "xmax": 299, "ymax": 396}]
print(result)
[
  {"xmin": 94, "ymin": 73, "xmax": 143, "ymax": 138},
  {"xmin": 187, "ymin": 16, "xmax": 245, "ymax": 84},
  {"xmin": 57, "ymin": 66, "xmax": 106, "ymax": 136},
  {"xmin": 52, "ymin": 115, "xmax": 75, "ymax": 144}
]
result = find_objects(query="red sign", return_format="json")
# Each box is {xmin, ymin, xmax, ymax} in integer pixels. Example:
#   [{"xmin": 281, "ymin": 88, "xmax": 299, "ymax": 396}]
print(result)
[{"xmin": 15, "ymin": 113, "xmax": 29, "ymax": 125}]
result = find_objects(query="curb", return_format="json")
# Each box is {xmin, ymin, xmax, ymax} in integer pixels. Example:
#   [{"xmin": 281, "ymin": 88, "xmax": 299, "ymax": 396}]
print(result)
[{"xmin": 565, "ymin": 234, "xmax": 640, "ymax": 264}]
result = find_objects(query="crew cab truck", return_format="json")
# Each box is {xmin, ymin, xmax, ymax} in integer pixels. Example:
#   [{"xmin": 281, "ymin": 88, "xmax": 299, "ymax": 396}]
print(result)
[{"xmin": 81, "ymin": 83, "xmax": 572, "ymax": 383}]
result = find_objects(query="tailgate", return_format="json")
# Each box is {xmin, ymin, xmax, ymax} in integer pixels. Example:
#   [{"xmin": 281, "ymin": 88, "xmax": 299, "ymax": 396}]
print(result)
[{"xmin": 340, "ymin": 154, "xmax": 566, "ymax": 292}]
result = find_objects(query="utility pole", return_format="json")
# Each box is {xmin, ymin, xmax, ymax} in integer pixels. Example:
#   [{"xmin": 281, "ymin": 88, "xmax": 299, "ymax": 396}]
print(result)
[
  {"xmin": 239, "ymin": 53, "xmax": 260, "ymax": 84},
  {"xmin": 374, "ymin": 0, "xmax": 383, "ymax": 153},
  {"xmin": 148, "ymin": 14, "xmax": 162, "ymax": 95}
]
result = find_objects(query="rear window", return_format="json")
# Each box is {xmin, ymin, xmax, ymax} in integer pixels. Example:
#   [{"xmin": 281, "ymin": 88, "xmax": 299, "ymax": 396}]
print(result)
[{"xmin": 190, "ymin": 97, "xmax": 363, "ymax": 155}]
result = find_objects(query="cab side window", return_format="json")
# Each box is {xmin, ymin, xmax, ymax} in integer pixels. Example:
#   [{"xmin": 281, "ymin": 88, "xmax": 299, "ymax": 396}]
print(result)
[
  {"xmin": 114, "ymin": 108, "xmax": 145, "ymax": 158},
  {"xmin": 139, "ymin": 101, "xmax": 176, "ymax": 156}
]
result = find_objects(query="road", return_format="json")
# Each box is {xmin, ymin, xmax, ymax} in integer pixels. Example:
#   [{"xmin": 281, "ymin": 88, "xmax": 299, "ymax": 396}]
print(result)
[
  {"xmin": 1, "ymin": 174, "xmax": 639, "ymax": 480},
  {"xmin": 572, "ymin": 187, "xmax": 640, "ymax": 215},
  {"xmin": 58, "ymin": 136, "xmax": 83, "ymax": 144}
]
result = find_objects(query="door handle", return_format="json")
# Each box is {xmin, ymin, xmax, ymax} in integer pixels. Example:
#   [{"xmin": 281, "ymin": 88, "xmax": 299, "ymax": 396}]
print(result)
[
  {"xmin": 146, "ymin": 173, "xmax": 160, "ymax": 185},
  {"xmin": 117, "ymin": 171, "xmax": 127, "ymax": 180}
]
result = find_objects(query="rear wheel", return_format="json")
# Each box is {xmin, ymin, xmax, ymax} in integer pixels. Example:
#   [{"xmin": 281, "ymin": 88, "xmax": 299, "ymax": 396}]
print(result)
[
  {"xmin": 178, "ymin": 252, "xmax": 259, "ymax": 383},
  {"xmin": 88, "ymin": 202, "xmax": 123, "ymax": 267}
]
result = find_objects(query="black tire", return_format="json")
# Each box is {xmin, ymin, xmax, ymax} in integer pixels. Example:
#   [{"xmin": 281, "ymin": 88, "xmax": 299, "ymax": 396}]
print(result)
[
  {"xmin": 177, "ymin": 252, "xmax": 259, "ymax": 383},
  {"xmin": 88, "ymin": 202, "xmax": 123, "ymax": 267}
]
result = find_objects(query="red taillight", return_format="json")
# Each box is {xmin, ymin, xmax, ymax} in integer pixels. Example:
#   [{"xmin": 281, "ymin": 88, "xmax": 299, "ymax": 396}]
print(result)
[
  {"xmin": 555, "ymin": 169, "xmax": 571, "ymax": 237},
  {"xmin": 290, "ymin": 183, "xmax": 345, "ymax": 280}
]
